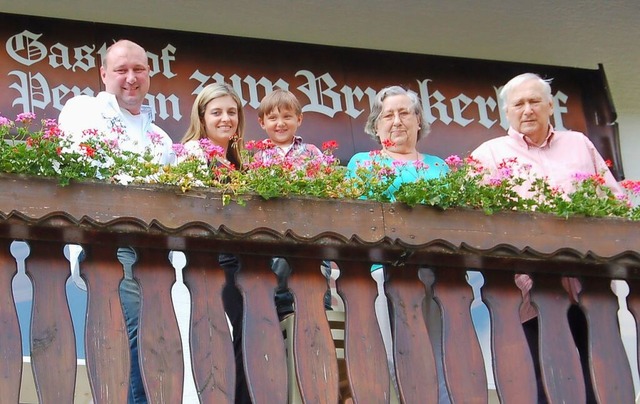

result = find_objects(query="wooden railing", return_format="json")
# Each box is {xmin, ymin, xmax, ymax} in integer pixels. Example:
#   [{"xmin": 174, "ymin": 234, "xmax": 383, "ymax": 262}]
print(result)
[{"xmin": 1, "ymin": 173, "xmax": 639, "ymax": 403}]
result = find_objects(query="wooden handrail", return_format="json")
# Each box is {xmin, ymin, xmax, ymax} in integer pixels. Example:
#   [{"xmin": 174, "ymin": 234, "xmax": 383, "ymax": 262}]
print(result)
[{"xmin": 0, "ymin": 174, "xmax": 637, "ymax": 403}]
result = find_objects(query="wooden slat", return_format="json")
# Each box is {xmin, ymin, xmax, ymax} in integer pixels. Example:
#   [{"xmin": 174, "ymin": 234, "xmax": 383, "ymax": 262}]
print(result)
[
  {"xmin": 0, "ymin": 238, "xmax": 22, "ymax": 404},
  {"xmin": 235, "ymin": 254, "xmax": 288, "ymax": 404},
  {"xmin": 287, "ymin": 257, "xmax": 340, "ymax": 403},
  {"xmin": 336, "ymin": 260, "xmax": 391, "ymax": 403},
  {"xmin": 82, "ymin": 244, "xmax": 130, "ymax": 404},
  {"xmin": 386, "ymin": 264, "xmax": 439, "ymax": 403},
  {"xmin": 432, "ymin": 267, "xmax": 488, "ymax": 403},
  {"xmin": 136, "ymin": 247, "xmax": 184, "ymax": 403},
  {"xmin": 482, "ymin": 271, "xmax": 538, "ymax": 404},
  {"xmin": 26, "ymin": 240, "xmax": 77, "ymax": 403},
  {"xmin": 183, "ymin": 250, "xmax": 236, "ymax": 402},
  {"xmin": 627, "ymin": 279, "xmax": 640, "ymax": 391},
  {"xmin": 580, "ymin": 278, "xmax": 635, "ymax": 402},
  {"xmin": 530, "ymin": 275, "xmax": 585, "ymax": 403}
]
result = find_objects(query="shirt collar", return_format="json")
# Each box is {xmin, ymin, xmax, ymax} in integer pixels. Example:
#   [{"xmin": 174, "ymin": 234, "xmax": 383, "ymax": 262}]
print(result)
[{"xmin": 507, "ymin": 125, "xmax": 555, "ymax": 149}]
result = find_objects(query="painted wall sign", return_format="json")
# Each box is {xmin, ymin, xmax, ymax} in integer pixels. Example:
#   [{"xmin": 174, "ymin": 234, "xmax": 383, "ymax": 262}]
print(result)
[{"xmin": 0, "ymin": 13, "xmax": 623, "ymax": 178}]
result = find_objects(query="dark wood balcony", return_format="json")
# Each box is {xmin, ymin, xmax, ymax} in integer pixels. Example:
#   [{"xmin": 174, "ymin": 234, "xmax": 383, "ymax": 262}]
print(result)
[{"xmin": 1, "ymin": 173, "xmax": 638, "ymax": 403}]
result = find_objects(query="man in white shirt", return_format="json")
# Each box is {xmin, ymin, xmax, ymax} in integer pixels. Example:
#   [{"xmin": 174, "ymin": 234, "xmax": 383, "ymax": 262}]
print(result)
[{"xmin": 59, "ymin": 39, "xmax": 174, "ymax": 404}]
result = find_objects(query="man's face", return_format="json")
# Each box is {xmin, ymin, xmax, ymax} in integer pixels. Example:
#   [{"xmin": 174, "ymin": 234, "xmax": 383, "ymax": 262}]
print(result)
[
  {"xmin": 505, "ymin": 79, "xmax": 554, "ymax": 145},
  {"xmin": 100, "ymin": 42, "xmax": 150, "ymax": 114}
]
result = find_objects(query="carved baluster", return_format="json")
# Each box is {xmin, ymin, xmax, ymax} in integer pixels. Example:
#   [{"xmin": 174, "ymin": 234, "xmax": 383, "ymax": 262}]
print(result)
[
  {"xmin": 0, "ymin": 239, "xmax": 21, "ymax": 403},
  {"xmin": 286, "ymin": 257, "xmax": 339, "ymax": 402},
  {"xmin": 336, "ymin": 260, "xmax": 391, "ymax": 402},
  {"xmin": 530, "ymin": 275, "xmax": 584, "ymax": 403},
  {"xmin": 482, "ymin": 270, "xmax": 537, "ymax": 404},
  {"xmin": 626, "ymin": 279, "xmax": 640, "ymax": 388},
  {"xmin": 432, "ymin": 267, "xmax": 488, "ymax": 403},
  {"xmin": 183, "ymin": 250, "xmax": 235, "ymax": 402},
  {"xmin": 386, "ymin": 264, "xmax": 438, "ymax": 403},
  {"xmin": 135, "ymin": 247, "xmax": 183, "ymax": 403},
  {"xmin": 82, "ymin": 244, "xmax": 129, "ymax": 403},
  {"xmin": 26, "ymin": 240, "xmax": 76, "ymax": 403},
  {"xmin": 235, "ymin": 254, "xmax": 288, "ymax": 404},
  {"xmin": 580, "ymin": 277, "xmax": 635, "ymax": 402}
]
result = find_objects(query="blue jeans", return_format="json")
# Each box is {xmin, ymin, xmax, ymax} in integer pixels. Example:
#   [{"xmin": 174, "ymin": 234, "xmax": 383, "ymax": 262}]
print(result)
[
  {"xmin": 271, "ymin": 257, "xmax": 333, "ymax": 319},
  {"xmin": 117, "ymin": 247, "xmax": 147, "ymax": 404}
]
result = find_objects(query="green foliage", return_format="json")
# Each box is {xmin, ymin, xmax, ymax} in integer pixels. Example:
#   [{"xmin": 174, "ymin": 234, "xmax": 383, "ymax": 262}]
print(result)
[{"xmin": 2, "ymin": 113, "xmax": 639, "ymax": 219}]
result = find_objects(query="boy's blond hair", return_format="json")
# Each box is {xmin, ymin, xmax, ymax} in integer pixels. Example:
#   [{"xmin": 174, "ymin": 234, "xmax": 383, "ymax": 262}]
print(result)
[{"xmin": 257, "ymin": 89, "xmax": 302, "ymax": 118}]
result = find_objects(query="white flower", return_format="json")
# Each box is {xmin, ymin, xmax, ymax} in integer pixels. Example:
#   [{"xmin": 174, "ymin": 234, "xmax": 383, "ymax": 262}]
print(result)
[{"xmin": 115, "ymin": 173, "xmax": 134, "ymax": 185}]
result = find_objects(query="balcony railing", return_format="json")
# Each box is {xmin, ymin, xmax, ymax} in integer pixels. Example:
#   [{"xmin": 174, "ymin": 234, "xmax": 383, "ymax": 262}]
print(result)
[{"xmin": 0, "ymin": 173, "xmax": 638, "ymax": 403}]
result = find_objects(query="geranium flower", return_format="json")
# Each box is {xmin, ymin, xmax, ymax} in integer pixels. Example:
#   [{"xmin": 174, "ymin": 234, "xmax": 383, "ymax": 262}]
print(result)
[
  {"xmin": 15, "ymin": 112, "xmax": 36, "ymax": 124},
  {"xmin": 444, "ymin": 155, "xmax": 462, "ymax": 167},
  {"xmin": 322, "ymin": 140, "xmax": 339, "ymax": 151}
]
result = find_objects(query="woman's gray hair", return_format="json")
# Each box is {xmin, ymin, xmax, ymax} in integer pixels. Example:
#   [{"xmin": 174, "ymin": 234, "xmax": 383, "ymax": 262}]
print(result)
[
  {"xmin": 364, "ymin": 85, "xmax": 430, "ymax": 143},
  {"xmin": 499, "ymin": 73, "xmax": 553, "ymax": 111}
]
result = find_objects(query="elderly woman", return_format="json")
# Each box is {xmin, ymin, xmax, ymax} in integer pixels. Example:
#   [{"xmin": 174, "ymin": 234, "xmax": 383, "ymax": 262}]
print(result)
[
  {"xmin": 347, "ymin": 85, "xmax": 448, "ymax": 198},
  {"xmin": 347, "ymin": 85, "xmax": 449, "ymax": 401},
  {"xmin": 180, "ymin": 82, "xmax": 245, "ymax": 169}
]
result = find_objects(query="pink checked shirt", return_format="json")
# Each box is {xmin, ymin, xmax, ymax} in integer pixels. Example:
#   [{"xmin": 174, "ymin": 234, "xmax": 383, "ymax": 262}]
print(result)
[{"xmin": 471, "ymin": 126, "xmax": 623, "ymax": 321}]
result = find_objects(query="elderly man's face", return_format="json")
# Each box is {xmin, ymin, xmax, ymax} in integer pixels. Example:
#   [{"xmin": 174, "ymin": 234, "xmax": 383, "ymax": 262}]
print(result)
[
  {"xmin": 100, "ymin": 42, "xmax": 150, "ymax": 115},
  {"xmin": 505, "ymin": 79, "xmax": 553, "ymax": 145}
]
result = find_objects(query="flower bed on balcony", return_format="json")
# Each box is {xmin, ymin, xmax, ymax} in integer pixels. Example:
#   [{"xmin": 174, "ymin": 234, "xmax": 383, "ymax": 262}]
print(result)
[{"xmin": 2, "ymin": 113, "xmax": 640, "ymax": 220}]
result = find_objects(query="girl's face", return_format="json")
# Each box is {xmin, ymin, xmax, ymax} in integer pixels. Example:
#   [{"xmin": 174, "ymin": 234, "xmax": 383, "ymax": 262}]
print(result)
[{"xmin": 203, "ymin": 95, "xmax": 239, "ymax": 146}]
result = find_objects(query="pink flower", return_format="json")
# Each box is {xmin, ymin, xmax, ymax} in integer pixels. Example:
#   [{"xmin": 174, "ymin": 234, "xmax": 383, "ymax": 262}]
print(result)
[
  {"xmin": 0, "ymin": 116, "xmax": 10, "ymax": 127},
  {"xmin": 621, "ymin": 180, "xmax": 640, "ymax": 195},
  {"xmin": 147, "ymin": 131, "xmax": 164, "ymax": 146},
  {"xmin": 44, "ymin": 118, "xmax": 57, "ymax": 128},
  {"xmin": 198, "ymin": 138, "xmax": 225, "ymax": 158},
  {"xmin": 572, "ymin": 172, "xmax": 591, "ymax": 182},
  {"xmin": 82, "ymin": 128, "xmax": 99, "ymax": 138},
  {"xmin": 444, "ymin": 155, "xmax": 462, "ymax": 167},
  {"xmin": 15, "ymin": 112, "xmax": 36, "ymax": 124},
  {"xmin": 172, "ymin": 143, "xmax": 187, "ymax": 157}
]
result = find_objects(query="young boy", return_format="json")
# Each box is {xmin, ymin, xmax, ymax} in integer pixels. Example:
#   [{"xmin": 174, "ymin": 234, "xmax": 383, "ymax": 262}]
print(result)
[
  {"xmin": 254, "ymin": 89, "xmax": 324, "ymax": 165},
  {"xmin": 254, "ymin": 89, "xmax": 332, "ymax": 319}
]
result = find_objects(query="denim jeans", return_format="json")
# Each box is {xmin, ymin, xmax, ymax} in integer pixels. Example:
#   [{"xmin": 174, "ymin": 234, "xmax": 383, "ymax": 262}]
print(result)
[
  {"xmin": 117, "ymin": 247, "xmax": 147, "ymax": 404},
  {"xmin": 271, "ymin": 257, "xmax": 333, "ymax": 319}
]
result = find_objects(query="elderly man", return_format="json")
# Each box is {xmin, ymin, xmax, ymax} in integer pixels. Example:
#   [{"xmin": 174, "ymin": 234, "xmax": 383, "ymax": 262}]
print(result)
[
  {"xmin": 471, "ymin": 72, "xmax": 622, "ymax": 403},
  {"xmin": 59, "ymin": 39, "xmax": 174, "ymax": 404}
]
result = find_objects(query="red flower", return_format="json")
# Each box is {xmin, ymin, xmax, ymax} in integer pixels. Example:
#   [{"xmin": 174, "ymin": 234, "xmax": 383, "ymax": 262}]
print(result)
[
  {"xmin": 256, "ymin": 139, "xmax": 275, "ymax": 150},
  {"xmin": 605, "ymin": 159, "xmax": 613, "ymax": 168},
  {"xmin": 322, "ymin": 140, "xmax": 338, "ymax": 150},
  {"xmin": 381, "ymin": 138, "xmax": 396, "ymax": 148},
  {"xmin": 79, "ymin": 143, "xmax": 96, "ymax": 158}
]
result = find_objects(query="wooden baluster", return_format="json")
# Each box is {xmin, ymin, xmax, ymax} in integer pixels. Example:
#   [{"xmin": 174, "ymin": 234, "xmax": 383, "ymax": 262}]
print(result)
[
  {"xmin": 183, "ymin": 250, "xmax": 235, "ymax": 402},
  {"xmin": 580, "ymin": 278, "xmax": 635, "ymax": 402},
  {"xmin": 26, "ymin": 240, "xmax": 77, "ymax": 403},
  {"xmin": 287, "ymin": 257, "xmax": 339, "ymax": 403},
  {"xmin": 530, "ymin": 275, "xmax": 584, "ymax": 403},
  {"xmin": 135, "ymin": 247, "xmax": 183, "ymax": 403},
  {"xmin": 235, "ymin": 254, "xmax": 288, "ymax": 404},
  {"xmin": 432, "ymin": 267, "xmax": 488, "ymax": 403},
  {"xmin": 0, "ymin": 239, "xmax": 21, "ymax": 404},
  {"xmin": 482, "ymin": 271, "xmax": 537, "ymax": 404},
  {"xmin": 627, "ymin": 279, "xmax": 640, "ymax": 390},
  {"xmin": 336, "ymin": 260, "xmax": 391, "ymax": 403},
  {"xmin": 81, "ymin": 244, "xmax": 130, "ymax": 403},
  {"xmin": 386, "ymin": 264, "xmax": 438, "ymax": 403}
]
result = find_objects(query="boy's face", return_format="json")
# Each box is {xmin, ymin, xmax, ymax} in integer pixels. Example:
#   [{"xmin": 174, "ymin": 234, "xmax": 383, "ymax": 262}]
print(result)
[{"xmin": 258, "ymin": 107, "xmax": 303, "ymax": 147}]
